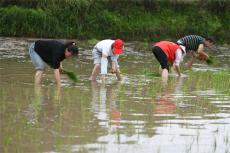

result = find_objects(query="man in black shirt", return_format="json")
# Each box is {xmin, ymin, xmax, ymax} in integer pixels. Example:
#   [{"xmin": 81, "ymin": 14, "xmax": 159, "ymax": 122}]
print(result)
[{"xmin": 29, "ymin": 40, "xmax": 78, "ymax": 85}]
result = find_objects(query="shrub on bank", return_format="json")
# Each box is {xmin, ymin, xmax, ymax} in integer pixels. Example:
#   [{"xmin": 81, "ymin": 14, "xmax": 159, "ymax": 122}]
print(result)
[{"xmin": 0, "ymin": 0, "xmax": 229, "ymax": 43}]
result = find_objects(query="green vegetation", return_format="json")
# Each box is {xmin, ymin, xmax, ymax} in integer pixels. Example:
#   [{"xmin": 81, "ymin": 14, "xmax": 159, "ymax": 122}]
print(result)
[
  {"xmin": 143, "ymin": 69, "xmax": 161, "ymax": 77},
  {"xmin": 0, "ymin": 0, "xmax": 229, "ymax": 43},
  {"xmin": 63, "ymin": 70, "xmax": 78, "ymax": 83},
  {"xmin": 206, "ymin": 55, "xmax": 214, "ymax": 65},
  {"xmin": 186, "ymin": 70, "xmax": 230, "ymax": 94}
]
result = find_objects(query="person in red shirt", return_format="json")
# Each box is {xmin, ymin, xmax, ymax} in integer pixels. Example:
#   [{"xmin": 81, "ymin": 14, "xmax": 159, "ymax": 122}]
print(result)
[{"xmin": 152, "ymin": 41, "xmax": 186, "ymax": 82}]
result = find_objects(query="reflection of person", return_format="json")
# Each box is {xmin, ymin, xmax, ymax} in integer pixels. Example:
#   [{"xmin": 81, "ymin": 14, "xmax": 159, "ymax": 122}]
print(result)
[
  {"xmin": 155, "ymin": 92, "xmax": 176, "ymax": 114},
  {"xmin": 91, "ymin": 82, "xmax": 108, "ymax": 124},
  {"xmin": 89, "ymin": 39, "xmax": 124, "ymax": 82},
  {"xmin": 26, "ymin": 85, "xmax": 61, "ymax": 125},
  {"xmin": 28, "ymin": 40, "xmax": 79, "ymax": 85},
  {"xmin": 107, "ymin": 83, "xmax": 122, "ymax": 127},
  {"xmin": 91, "ymin": 81, "xmax": 121, "ymax": 128},
  {"xmin": 152, "ymin": 41, "xmax": 186, "ymax": 82},
  {"xmin": 177, "ymin": 35, "xmax": 215, "ymax": 67},
  {"xmin": 26, "ymin": 85, "xmax": 42, "ymax": 124},
  {"xmin": 154, "ymin": 77, "xmax": 183, "ymax": 114}
]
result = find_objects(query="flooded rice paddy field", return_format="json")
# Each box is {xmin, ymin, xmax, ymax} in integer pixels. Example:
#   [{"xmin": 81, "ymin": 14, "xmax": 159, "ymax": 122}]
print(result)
[{"xmin": 0, "ymin": 37, "xmax": 230, "ymax": 153}]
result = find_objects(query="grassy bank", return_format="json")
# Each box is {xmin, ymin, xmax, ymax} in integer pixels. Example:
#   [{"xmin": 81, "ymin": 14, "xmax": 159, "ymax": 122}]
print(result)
[{"xmin": 0, "ymin": 0, "xmax": 229, "ymax": 43}]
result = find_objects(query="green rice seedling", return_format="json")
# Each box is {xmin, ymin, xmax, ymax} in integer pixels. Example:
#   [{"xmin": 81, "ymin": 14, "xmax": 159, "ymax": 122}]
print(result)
[
  {"xmin": 63, "ymin": 70, "xmax": 78, "ymax": 83},
  {"xmin": 206, "ymin": 55, "xmax": 214, "ymax": 65},
  {"xmin": 143, "ymin": 69, "xmax": 160, "ymax": 77}
]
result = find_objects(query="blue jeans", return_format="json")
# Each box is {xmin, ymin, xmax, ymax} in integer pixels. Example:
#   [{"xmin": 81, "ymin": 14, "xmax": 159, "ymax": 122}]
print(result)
[{"xmin": 29, "ymin": 43, "xmax": 45, "ymax": 70}]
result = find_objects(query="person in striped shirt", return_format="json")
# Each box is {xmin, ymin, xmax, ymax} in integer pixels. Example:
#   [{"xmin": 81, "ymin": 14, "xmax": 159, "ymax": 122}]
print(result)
[{"xmin": 177, "ymin": 35, "xmax": 214, "ymax": 67}]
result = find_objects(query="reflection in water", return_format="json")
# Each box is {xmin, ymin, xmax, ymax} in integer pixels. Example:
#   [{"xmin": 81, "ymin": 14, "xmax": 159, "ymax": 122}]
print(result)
[
  {"xmin": 155, "ymin": 92, "xmax": 176, "ymax": 114},
  {"xmin": 25, "ymin": 85, "xmax": 61, "ymax": 125},
  {"xmin": 91, "ymin": 81, "xmax": 121, "ymax": 129},
  {"xmin": 1, "ymin": 37, "xmax": 230, "ymax": 153},
  {"xmin": 25, "ymin": 85, "xmax": 42, "ymax": 125},
  {"xmin": 154, "ymin": 77, "xmax": 183, "ymax": 114}
]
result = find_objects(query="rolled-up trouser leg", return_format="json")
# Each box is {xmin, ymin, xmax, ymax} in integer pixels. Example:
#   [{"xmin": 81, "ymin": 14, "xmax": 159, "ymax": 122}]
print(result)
[{"xmin": 29, "ymin": 43, "xmax": 45, "ymax": 84}]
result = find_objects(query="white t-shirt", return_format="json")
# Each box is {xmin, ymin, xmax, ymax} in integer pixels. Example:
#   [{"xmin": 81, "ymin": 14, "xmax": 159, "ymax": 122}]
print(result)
[
  {"xmin": 95, "ymin": 39, "xmax": 114, "ymax": 56},
  {"xmin": 95, "ymin": 39, "xmax": 119, "ymax": 64},
  {"xmin": 95, "ymin": 39, "xmax": 119, "ymax": 74}
]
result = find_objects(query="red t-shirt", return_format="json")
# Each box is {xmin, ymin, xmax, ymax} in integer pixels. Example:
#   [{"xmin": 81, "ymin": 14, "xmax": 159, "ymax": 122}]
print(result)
[{"xmin": 154, "ymin": 41, "xmax": 180, "ymax": 62}]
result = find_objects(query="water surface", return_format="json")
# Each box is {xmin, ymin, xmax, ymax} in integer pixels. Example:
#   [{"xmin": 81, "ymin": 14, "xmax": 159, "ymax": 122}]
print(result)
[{"xmin": 1, "ymin": 37, "xmax": 230, "ymax": 153}]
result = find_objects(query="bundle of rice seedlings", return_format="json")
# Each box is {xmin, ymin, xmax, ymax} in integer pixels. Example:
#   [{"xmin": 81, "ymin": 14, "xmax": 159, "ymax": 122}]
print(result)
[
  {"xmin": 63, "ymin": 70, "xmax": 78, "ymax": 82},
  {"xmin": 206, "ymin": 55, "xmax": 214, "ymax": 65}
]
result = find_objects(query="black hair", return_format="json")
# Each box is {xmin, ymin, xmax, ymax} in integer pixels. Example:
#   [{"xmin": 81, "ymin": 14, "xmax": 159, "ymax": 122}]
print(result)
[
  {"xmin": 64, "ymin": 41, "xmax": 79, "ymax": 55},
  {"xmin": 205, "ymin": 37, "xmax": 215, "ymax": 43}
]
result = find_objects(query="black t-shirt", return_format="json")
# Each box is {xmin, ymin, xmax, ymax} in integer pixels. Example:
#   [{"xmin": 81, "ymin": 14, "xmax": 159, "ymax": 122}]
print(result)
[{"xmin": 34, "ymin": 40, "xmax": 65, "ymax": 69}]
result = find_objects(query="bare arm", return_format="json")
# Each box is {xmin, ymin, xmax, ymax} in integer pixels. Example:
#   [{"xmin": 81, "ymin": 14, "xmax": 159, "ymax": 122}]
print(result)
[
  {"xmin": 59, "ymin": 62, "xmax": 64, "ymax": 73},
  {"xmin": 186, "ymin": 51, "xmax": 196, "ymax": 68},
  {"xmin": 197, "ymin": 44, "xmax": 204, "ymax": 54},
  {"xmin": 115, "ymin": 69, "xmax": 122, "ymax": 81},
  {"xmin": 197, "ymin": 44, "xmax": 209, "ymax": 60},
  {"xmin": 112, "ymin": 61, "xmax": 116, "ymax": 71},
  {"xmin": 174, "ymin": 65, "xmax": 181, "ymax": 76},
  {"xmin": 111, "ymin": 60, "xmax": 122, "ymax": 80},
  {"xmin": 54, "ymin": 69, "xmax": 61, "ymax": 86},
  {"xmin": 174, "ymin": 49, "xmax": 183, "ymax": 76},
  {"xmin": 111, "ymin": 61, "xmax": 117, "ymax": 73},
  {"xmin": 110, "ymin": 56, "xmax": 122, "ymax": 81}
]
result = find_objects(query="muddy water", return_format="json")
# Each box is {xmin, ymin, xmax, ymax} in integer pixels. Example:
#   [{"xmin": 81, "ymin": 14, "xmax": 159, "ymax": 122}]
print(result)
[{"xmin": 1, "ymin": 37, "xmax": 230, "ymax": 153}]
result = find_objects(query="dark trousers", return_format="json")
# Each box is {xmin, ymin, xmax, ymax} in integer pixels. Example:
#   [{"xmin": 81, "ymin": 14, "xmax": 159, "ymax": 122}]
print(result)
[{"xmin": 152, "ymin": 46, "xmax": 169, "ymax": 71}]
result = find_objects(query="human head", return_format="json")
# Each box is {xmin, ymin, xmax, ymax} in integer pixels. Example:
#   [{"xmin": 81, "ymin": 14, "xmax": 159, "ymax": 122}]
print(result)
[
  {"xmin": 64, "ymin": 42, "xmax": 79, "ymax": 58},
  {"xmin": 204, "ymin": 37, "xmax": 215, "ymax": 48},
  {"xmin": 113, "ymin": 39, "xmax": 124, "ymax": 55}
]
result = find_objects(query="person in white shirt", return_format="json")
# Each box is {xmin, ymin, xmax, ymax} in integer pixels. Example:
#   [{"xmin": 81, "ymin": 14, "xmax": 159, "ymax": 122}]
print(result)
[{"xmin": 89, "ymin": 39, "xmax": 124, "ymax": 82}]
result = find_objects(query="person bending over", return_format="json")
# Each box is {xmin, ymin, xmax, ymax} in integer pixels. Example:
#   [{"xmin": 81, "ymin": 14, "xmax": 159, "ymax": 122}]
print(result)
[
  {"xmin": 29, "ymin": 40, "xmax": 79, "ymax": 86},
  {"xmin": 89, "ymin": 39, "xmax": 124, "ymax": 82},
  {"xmin": 152, "ymin": 41, "xmax": 186, "ymax": 82}
]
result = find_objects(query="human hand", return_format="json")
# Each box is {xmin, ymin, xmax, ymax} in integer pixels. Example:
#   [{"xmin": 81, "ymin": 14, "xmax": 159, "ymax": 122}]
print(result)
[
  {"xmin": 197, "ymin": 54, "xmax": 206, "ymax": 60},
  {"xmin": 59, "ymin": 68, "xmax": 64, "ymax": 74},
  {"xmin": 109, "ymin": 68, "xmax": 117, "ymax": 74},
  {"xmin": 197, "ymin": 52, "xmax": 208, "ymax": 61},
  {"xmin": 185, "ymin": 61, "xmax": 193, "ymax": 68}
]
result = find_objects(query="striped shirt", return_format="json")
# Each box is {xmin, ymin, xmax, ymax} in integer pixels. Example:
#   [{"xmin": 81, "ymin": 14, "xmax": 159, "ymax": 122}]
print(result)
[{"xmin": 177, "ymin": 35, "xmax": 205, "ymax": 52}]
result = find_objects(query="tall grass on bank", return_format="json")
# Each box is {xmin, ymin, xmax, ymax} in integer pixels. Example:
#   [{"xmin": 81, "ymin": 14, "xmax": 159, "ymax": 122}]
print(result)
[
  {"xmin": 0, "ymin": 6, "xmax": 65, "ymax": 37},
  {"xmin": 0, "ymin": 0, "xmax": 229, "ymax": 42}
]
